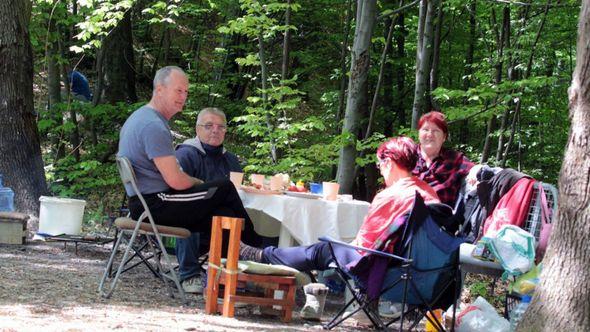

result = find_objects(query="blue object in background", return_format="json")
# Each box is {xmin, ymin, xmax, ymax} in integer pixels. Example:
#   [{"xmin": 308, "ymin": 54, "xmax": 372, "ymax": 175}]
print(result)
[
  {"xmin": 68, "ymin": 70, "xmax": 93, "ymax": 102},
  {"xmin": 0, "ymin": 174, "xmax": 15, "ymax": 212},
  {"xmin": 310, "ymin": 182, "xmax": 323, "ymax": 194}
]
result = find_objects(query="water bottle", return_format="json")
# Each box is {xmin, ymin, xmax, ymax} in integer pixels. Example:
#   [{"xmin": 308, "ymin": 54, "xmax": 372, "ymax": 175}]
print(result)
[
  {"xmin": 509, "ymin": 295, "xmax": 532, "ymax": 331},
  {"xmin": 0, "ymin": 174, "xmax": 15, "ymax": 212}
]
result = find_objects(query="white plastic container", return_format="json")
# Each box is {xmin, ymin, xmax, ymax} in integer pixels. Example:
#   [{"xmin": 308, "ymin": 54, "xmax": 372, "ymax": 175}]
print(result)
[{"xmin": 38, "ymin": 196, "xmax": 86, "ymax": 235}]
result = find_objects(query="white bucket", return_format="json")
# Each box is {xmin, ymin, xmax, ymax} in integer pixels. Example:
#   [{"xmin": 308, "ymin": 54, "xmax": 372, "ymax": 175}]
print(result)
[{"xmin": 38, "ymin": 196, "xmax": 86, "ymax": 235}]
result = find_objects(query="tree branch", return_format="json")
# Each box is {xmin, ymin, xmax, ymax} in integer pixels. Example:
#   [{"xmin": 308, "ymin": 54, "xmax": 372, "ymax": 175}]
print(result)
[{"xmin": 378, "ymin": 0, "xmax": 421, "ymax": 20}]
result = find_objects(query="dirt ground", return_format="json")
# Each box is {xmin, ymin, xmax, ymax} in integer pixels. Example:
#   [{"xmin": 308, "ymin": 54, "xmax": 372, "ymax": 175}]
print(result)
[{"xmin": 0, "ymin": 240, "xmax": 387, "ymax": 332}]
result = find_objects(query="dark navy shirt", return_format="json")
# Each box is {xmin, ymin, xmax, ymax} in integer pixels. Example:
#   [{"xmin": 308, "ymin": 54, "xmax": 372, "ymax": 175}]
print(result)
[{"xmin": 68, "ymin": 71, "xmax": 92, "ymax": 101}]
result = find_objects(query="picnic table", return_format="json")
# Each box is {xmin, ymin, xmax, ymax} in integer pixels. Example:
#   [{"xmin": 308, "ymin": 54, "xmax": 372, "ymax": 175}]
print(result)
[{"xmin": 239, "ymin": 190, "xmax": 370, "ymax": 247}]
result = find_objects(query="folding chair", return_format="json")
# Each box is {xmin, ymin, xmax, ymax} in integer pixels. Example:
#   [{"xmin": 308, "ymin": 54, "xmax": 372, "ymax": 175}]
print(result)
[
  {"xmin": 98, "ymin": 156, "xmax": 191, "ymax": 303},
  {"xmin": 321, "ymin": 193, "xmax": 465, "ymax": 331}
]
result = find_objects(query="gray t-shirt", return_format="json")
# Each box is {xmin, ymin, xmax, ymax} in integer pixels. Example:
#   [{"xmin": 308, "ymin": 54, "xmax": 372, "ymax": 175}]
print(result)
[{"xmin": 117, "ymin": 105, "xmax": 175, "ymax": 196}]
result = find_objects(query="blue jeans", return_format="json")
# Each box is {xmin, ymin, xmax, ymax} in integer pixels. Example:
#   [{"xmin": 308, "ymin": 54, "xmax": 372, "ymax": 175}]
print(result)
[
  {"xmin": 176, "ymin": 232, "xmax": 201, "ymax": 281},
  {"xmin": 261, "ymin": 242, "xmax": 361, "ymax": 272}
]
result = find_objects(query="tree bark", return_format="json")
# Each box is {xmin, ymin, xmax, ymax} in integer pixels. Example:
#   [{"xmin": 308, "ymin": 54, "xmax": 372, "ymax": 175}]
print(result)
[
  {"xmin": 394, "ymin": 9, "xmax": 406, "ymax": 129},
  {"xmin": 495, "ymin": 6, "xmax": 511, "ymax": 162},
  {"xmin": 258, "ymin": 32, "xmax": 277, "ymax": 163},
  {"xmin": 0, "ymin": 0, "xmax": 47, "ymax": 215},
  {"xmin": 101, "ymin": 11, "xmax": 137, "ymax": 104},
  {"xmin": 480, "ymin": 115, "xmax": 495, "ymax": 163},
  {"xmin": 411, "ymin": 0, "xmax": 440, "ymax": 129},
  {"xmin": 46, "ymin": 23, "xmax": 65, "ymax": 159},
  {"xmin": 366, "ymin": 17, "xmax": 395, "ymax": 139},
  {"xmin": 517, "ymin": 1, "xmax": 590, "ymax": 330},
  {"xmin": 429, "ymin": 0, "xmax": 444, "ymax": 110},
  {"xmin": 281, "ymin": 0, "xmax": 291, "ymax": 82},
  {"xmin": 337, "ymin": 0, "xmax": 353, "ymax": 128},
  {"xmin": 337, "ymin": 0, "xmax": 377, "ymax": 194}
]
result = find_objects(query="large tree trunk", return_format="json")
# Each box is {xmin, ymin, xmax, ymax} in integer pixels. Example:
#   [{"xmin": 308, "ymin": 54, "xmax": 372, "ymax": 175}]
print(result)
[
  {"xmin": 411, "ymin": 0, "xmax": 439, "ymax": 129},
  {"xmin": 337, "ymin": 0, "xmax": 377, "ymax": 194},
  {"xmin": 0, "ymin": 0, "xmax": 47, "ymax": 215},
  {"xmin": 100, "ymin": 11, "xmax": 137, "ymax": 104},
  {"xmin": 517, "ymin": 1, "xmax": 590, "ymax": 330}
]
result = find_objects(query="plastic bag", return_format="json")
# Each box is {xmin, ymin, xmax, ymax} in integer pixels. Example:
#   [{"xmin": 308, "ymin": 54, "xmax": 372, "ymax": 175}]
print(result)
[
  {"xmin": 488, "ymin": 225, "xmax": 535, "ymax": 279},
  {"xmin": 510, "ymin": 263, "xmax": 542, "ymax": 295},
  {"xmin": 456, "ymin": 297, "xmax": 510, "ymax": 332}
]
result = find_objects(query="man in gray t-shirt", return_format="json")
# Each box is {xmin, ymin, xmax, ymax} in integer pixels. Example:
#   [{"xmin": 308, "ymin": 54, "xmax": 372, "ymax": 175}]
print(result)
[{"xmin": 117, "ymin": 66, "xmax": 261, "ymax": 270}]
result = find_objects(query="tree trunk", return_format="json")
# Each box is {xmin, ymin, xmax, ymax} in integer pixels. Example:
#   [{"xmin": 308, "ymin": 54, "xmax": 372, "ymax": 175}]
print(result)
[
  {"xmin": 46, "ymin": 30, "xmax": 65, "ymax": 159},
  {"xmin": 394, "ymin": 9, "xmax": 406, "ymax": 129},
  {"xmin": 500, "ymin": 99, "xmax": 520, "ymax": 167},
  {"xmin": 337, "ymin": 0, "xmax": 377, "ymax": 194},
  {"xmin": 517, "ymin": 2, "xmax": 590, "ymax": 330},
  {"xmin": 495, "ymin": 6, "xmax": 511, "ymax": 162},
  {"xmin": 429, "ymin": 0, "xmax": 443, "ymax": 110},
  {"xmin": 411, "ymin": 0, "xmax": 439, "ymax": 129},
  {"xmin": 337, "ymin": 0, "xmax": 353, "ymax": 128},
  {"xmin": 58, "ymin": 29, "xmax": 82, "ymax": 159},
  {"xmin": 0, "ymin": 0, "xmax": 47, "ymax": 215},
  {"xmin": 101, "ymin": 11, "xmax": 137, "ymax": 104},
  {"xmin": 366, "ymin": 17, "xmax": 395, "ymax": 139},
  {"xmin": 480, "ymin": 115, "xmax": 495, "ymax": 164},
  {"xmin": 281, "ymin": 0, "xmax": 291, "ymax": 82},
  {"xmin": 464, "ymin": 0, "xmax": 476, "ymax": 91},
  {"xmin": 258, "ymin": 32, "xmax": 278, "ymax": 163}
]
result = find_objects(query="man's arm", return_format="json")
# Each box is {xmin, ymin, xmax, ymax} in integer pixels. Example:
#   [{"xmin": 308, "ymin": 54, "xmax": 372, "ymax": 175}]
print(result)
[{"xmin": 153, "ymin": 155, "xmax": 203, "ymax": 190}]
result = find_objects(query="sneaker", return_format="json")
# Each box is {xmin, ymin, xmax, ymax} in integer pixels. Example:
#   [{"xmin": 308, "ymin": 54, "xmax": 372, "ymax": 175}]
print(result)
[
  {"xmin": 239, "ymin": 241, "xmax": 263, "ymax": 262},
  {"xmin": 300, "ymin": 283, "xmax": 329, "ymax": 321},
  {"xmin": 182, "ymin": 276, "xmax": 203, "ymax": 294},
  {"xmin": 378, "ymin": 301, "xmax": 407, "ymax": 319}
]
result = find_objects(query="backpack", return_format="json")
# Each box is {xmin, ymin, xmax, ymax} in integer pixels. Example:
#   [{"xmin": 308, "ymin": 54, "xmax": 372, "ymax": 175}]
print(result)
[{"xmin": 482, "ymin": 178, "xmax": 536, "ymax": 238}]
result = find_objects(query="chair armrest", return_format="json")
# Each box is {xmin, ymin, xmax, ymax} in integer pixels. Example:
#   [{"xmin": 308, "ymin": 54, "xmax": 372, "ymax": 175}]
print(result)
[{"xmin": 318, "ymin": 236, "xmax": 411, "ymax": 263}]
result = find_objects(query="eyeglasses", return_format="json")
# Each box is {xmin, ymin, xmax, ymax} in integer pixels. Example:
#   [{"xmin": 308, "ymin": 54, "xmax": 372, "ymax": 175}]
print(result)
[{"xmin": 198, "ymin": 123, "xmax": 227, "ymax": 132}]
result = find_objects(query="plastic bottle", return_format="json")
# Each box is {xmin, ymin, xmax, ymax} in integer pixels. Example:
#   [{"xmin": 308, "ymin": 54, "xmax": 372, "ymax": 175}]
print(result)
[
  {"xmin": 0, "ymin": 174, "xmax": 15, "ymax": 212},
  {"xmin": 509, "ymin": 295, "xmax": 532, "ymax": 331}
]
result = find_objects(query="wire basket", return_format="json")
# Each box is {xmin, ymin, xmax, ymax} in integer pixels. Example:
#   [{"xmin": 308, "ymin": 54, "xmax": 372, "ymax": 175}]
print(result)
[{"xmin": 504, "ymin": 292, "xmax": 523, "ymax": 320}]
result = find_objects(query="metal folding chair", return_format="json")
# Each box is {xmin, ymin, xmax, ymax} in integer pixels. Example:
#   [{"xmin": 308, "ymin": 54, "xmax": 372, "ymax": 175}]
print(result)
[{"xmin": 98, "ymin": 156, "xmax": 190, "ymax": 303}]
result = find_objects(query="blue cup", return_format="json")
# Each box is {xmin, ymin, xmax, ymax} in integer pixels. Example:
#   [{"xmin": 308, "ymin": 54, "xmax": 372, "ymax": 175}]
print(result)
[{"xmin": 310, "ymin": 182, "xmax": 323, "ymax": 194}]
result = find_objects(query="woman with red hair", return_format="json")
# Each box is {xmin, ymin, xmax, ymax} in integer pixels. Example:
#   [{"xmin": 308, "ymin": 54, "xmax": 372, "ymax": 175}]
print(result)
[
  {"xmin": 413, "ymin": 111, "xmax": 475, "ymax": 207},
  {"xmin": 240, "ymin": 136, "xmax": 440, "ymax": 271}
]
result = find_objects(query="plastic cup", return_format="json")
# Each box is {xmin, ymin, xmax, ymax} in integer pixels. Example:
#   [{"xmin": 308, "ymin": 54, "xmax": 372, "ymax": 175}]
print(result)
[
  {"xmin": 270, "ymin": 175, "xmax": 283, "ymax": 191},
  {"xmin": 229, "ymin": 171, "xmax": 244, "ymax": 189},
  {"xmin": 310, "ymin": 183, "xmax": 323, "ymax": 194},
  {"xmin": 322, "ymin": 182, "xmax": 339, "ymax": 201},
  {"xmin": 250, "ymin": 174, "xmax": 265, "ymax": 187}
]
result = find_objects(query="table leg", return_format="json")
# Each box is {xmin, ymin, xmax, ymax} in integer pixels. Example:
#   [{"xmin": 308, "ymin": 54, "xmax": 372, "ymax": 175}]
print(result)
[{"xmin": 278, "ymin": 225, "xmax": 296, "ymax": 248}]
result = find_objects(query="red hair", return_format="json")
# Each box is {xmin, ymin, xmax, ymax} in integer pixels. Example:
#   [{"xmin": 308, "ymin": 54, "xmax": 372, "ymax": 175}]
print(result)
[
  {"xmin": 418, "ymin": 111, "xmax": 448, "ymax": 137},
  {"xmin": 376, "ymin": 136, "xmax": 418, "ymax": 171}
]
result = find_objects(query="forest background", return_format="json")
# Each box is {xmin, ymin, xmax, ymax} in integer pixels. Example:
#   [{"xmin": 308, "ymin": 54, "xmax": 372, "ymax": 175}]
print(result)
[{"xmin": 3, "ymin": 0, "xmax": 580, "ymax": 220}]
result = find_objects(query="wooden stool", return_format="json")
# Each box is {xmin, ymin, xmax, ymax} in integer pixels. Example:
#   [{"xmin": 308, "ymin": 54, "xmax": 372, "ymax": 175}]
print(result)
[{"xmin": 205, "ymin": 216, "xmax": 297, "ymax": 322}]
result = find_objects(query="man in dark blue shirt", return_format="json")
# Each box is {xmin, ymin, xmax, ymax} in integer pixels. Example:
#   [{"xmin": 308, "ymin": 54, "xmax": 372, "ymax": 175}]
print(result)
[
  {"xmin": 175, "ymin": 107, "xmax": 244, "ymax": 293},
  {"xmin": 68, "ymin": 70, "xmax": 92, "ymax": 102}
]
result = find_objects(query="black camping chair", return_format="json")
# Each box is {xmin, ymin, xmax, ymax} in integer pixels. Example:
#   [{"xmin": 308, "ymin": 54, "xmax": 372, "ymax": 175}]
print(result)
[{"xmin": 320, "ymin": 193, "xmax": 465, "ymax": 331}]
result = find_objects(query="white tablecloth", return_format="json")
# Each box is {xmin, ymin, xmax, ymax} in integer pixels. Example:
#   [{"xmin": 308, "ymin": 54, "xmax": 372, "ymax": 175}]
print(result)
[{"xmin": 239, "ymin": 190, "xmax": 370, "ymax": 247}]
